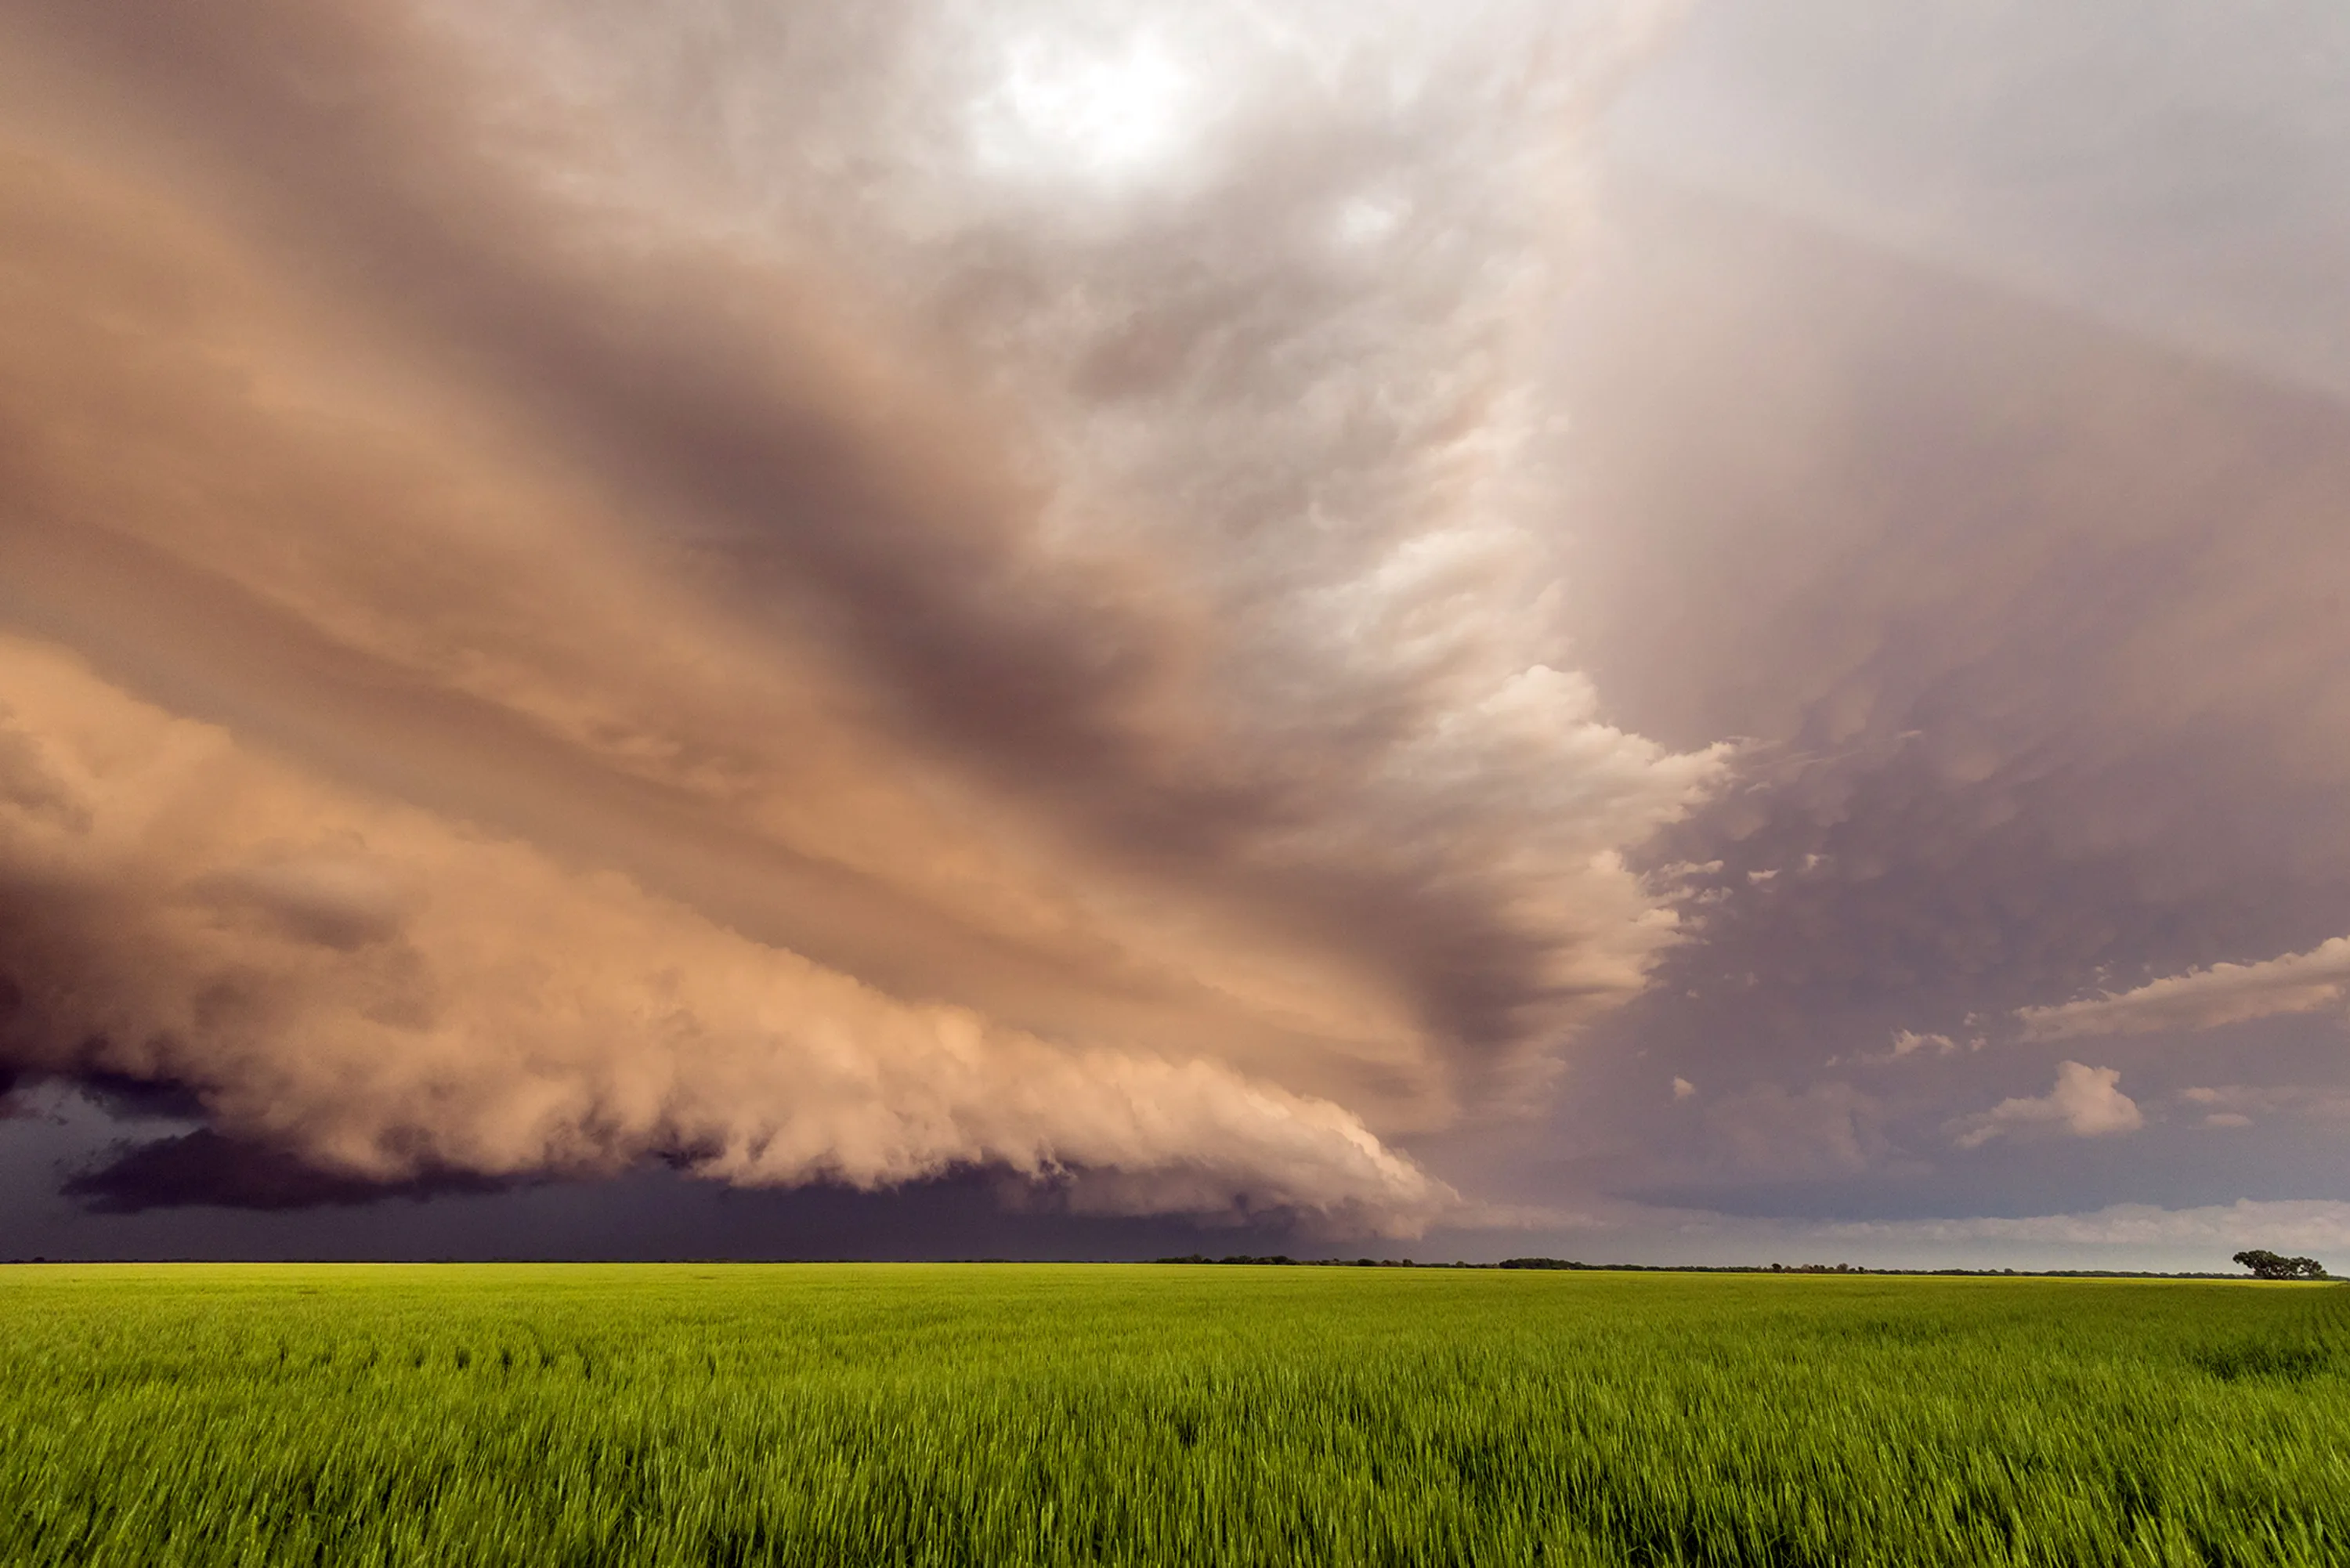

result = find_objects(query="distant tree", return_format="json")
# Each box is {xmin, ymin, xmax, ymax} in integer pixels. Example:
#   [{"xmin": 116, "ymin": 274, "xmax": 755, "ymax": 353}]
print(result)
[{"xmin": 2233, "ymin": 1248, "xmax": 2327, "ymax": 1280}]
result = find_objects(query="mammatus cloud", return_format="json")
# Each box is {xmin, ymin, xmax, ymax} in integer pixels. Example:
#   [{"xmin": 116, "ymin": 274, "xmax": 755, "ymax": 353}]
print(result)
[
  {"xmin": 2018, "ymin": 936, "xmax": 2350, "ymax": 1041},
  {"xmin": 1949, "ymin": 1062, "xmax": 2140, "ymax": 1150},
  {"xmin": 0, "ymin": 2, "xmax": 1716, "ymax": 1230}
]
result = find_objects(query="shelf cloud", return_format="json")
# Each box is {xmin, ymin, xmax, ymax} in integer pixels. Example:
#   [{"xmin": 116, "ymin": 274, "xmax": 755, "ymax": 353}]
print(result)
[{"xmin": 0, "ymin": 0, "xmax": 1718, "ymax": 1230}]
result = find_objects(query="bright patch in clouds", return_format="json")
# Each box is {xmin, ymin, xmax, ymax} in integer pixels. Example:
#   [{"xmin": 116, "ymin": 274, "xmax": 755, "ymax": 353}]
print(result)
[{"xmin": 976, "ymin": 31, "xmax": 1196, "ymax": 181}]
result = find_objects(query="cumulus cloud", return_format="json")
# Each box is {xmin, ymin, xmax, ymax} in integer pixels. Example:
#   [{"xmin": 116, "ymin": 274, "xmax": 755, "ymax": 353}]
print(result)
[
  {"xmin": 1889, "ymin": 1031, "xmax": 1958, "ymax": 1059},
  {"xmin": 1950, "ymin": 1061, "xmax": 2142, "ymax": 1150},
  {"xmin": 2018, "ymin": 936, "xmax": 2350, "ymax": 1041},
  {"xmin": 0, "ymin": 1, "xmax": 1717, "ymax": 1228},
  {"xmin": 1827, "ymin": 1028, "xmax": 1983, "ymax": 1067}
]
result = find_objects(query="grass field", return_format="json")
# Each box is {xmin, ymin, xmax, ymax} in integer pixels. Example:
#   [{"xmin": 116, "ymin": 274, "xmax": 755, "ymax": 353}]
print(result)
[{"xmin": 2, "ymin": 1264, "xmax": 2344, "ymax": 1566}]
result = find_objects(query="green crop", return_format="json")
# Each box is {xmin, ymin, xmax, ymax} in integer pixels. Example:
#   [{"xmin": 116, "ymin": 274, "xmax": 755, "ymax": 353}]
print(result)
[{"xmin": 2, "ymin": 1264, "xmax": 2343, "ymax": 1564}]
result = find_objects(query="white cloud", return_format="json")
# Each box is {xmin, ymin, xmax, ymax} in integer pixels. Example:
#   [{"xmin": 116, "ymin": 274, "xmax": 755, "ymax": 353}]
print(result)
[
  {"xmin": 2018, "ymin": 935, "xmax": 2350, "ymax": 1040},
  {"xmin": 1828, "ymin": 1028, "xmax": 1981, "ymax": 1067},
  {"xmin": 1672, "ymin": 1075, "xmax": 1695, "ymax": 1100},
  {"xmin": 1891, "ymin": 1029, "xmax": 1956, "ymax": 1058},
  {"xmin": 1950, "ymin": 1061, "xmax": 2141, "ymax": 1149}
]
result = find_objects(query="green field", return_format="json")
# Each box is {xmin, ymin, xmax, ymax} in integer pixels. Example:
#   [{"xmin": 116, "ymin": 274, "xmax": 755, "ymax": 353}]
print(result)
[{"xmin": 2, "ymin": 1264, "xmax": 2344, "ymax": 1566}]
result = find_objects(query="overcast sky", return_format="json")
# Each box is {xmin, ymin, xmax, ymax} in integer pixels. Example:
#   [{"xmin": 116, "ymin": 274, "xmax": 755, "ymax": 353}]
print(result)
[{"xmin": 3, "ymin": 0, "xmax": 2345, "ymax": 1270}]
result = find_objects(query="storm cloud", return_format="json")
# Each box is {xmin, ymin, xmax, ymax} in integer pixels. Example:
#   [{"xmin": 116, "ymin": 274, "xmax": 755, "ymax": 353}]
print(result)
[
  {"xmin": 0, "ymin": 0, "xmax": 1717, "ymax": 1232},
  {"xmin": 3, "ymin": 1, "xmax": 2344, "ymax": 1265}
]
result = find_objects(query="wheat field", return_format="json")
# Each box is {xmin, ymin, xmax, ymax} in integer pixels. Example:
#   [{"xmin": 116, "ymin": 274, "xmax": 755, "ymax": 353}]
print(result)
[{"xmin": 2, "ymin": 1263, "xmax": 2344, "ymax": 1565}]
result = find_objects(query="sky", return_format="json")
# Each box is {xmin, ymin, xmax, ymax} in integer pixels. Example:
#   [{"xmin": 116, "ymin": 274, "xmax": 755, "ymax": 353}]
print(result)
[{"xmin": 2, "ymin": 0, "xmax": 2345, "ymax": 1271}]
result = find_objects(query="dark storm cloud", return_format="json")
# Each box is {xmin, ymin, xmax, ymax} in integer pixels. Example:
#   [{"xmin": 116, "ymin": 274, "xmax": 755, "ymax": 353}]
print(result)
[
  {"xmin": 0, "ymin": 1, "xmax": 1716, "ymax": 1229},
  {"xmin": 62, "ymin": 1129, "xmax": 516, "ymax": 1215},
  {"xmin": 63, "ymin": 1071, "xmax": 208, "ymax": 1125}
]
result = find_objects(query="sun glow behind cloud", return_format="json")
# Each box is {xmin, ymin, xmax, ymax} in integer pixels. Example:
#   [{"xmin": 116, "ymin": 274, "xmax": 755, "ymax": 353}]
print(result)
[{"xmin": 975, "ymin": 30, "xmax": 1196, "ymax": 182}]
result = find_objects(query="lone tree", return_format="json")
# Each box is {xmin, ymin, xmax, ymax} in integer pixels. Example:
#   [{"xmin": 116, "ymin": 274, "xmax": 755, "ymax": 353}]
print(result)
[{"xmin": 2232, "ymin": 1248, "xmax": 2328, "ymax": 1280}]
